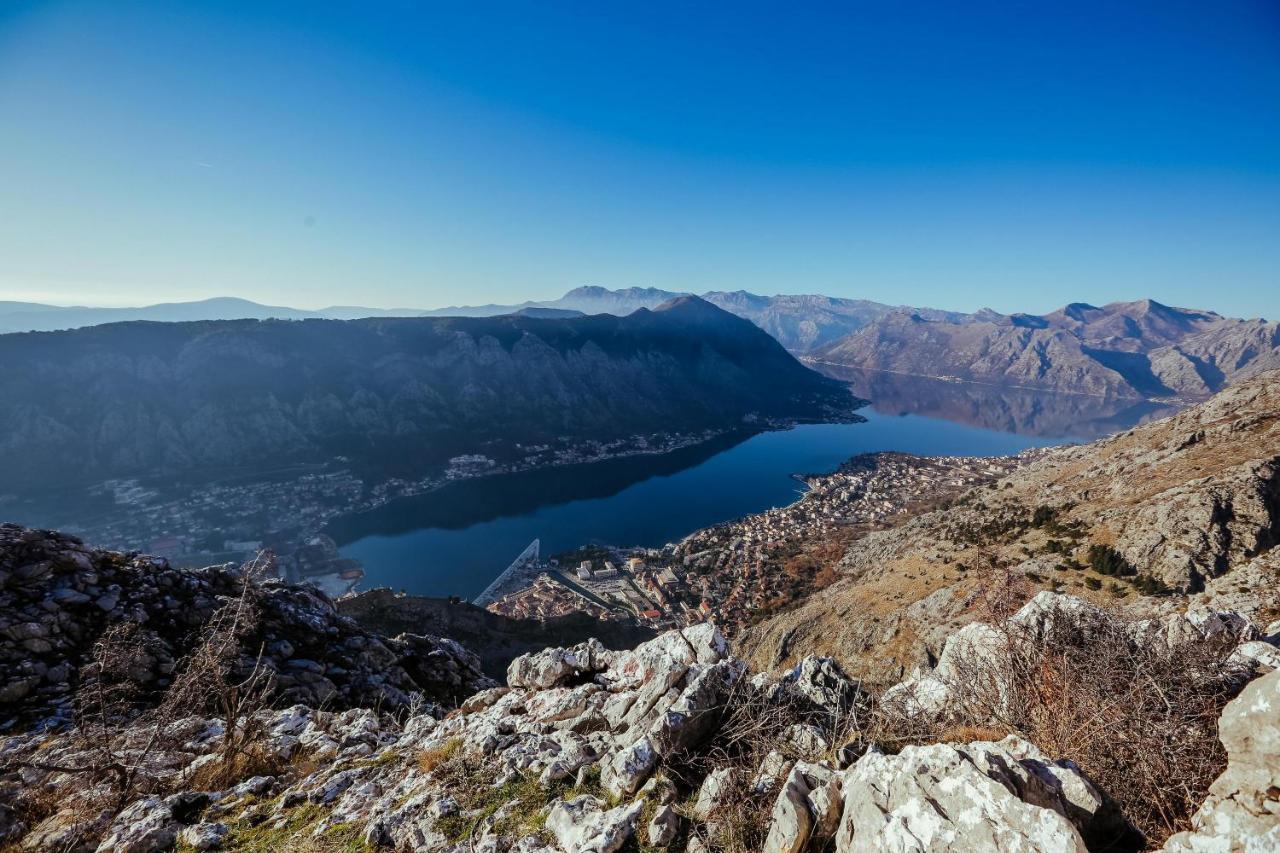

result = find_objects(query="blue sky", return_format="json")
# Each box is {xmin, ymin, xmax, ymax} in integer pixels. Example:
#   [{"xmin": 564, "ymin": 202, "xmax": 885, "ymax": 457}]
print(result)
[{"xmin": 1, "ymin": 1, "xmax": 1278, "ymax": 317}]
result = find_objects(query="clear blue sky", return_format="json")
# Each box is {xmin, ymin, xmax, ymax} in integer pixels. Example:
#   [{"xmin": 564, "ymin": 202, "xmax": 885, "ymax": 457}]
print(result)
[{"xmin": 2, "ymin": 1, "xmax": 1278, "ymax": 317}]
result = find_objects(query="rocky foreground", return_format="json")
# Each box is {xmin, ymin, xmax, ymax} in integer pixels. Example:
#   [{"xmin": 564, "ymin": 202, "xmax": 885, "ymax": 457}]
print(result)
[
  {"xmin": 1, "ymin": 579, "xmax": 1278, "ymax": 851},
  {"xmin": 0, "ymin": 524, "xmax": 494, "ymax": 730}
]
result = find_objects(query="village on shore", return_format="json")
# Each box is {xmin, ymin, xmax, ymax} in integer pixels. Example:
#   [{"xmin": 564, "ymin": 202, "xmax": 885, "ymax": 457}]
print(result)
[{"xmin": 484, "ymin": 450, "xmax": 1037, "ymax": 634}]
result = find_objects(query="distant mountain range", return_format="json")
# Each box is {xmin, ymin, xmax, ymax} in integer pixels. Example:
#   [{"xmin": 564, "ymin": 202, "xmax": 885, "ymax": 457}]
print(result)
[
  {"xmin": 0, "ymin": 297, "xmax": 853, "ymax": 487},
  {"xmin": 0, "ymin": 296, "xmax": 422, "ymax": 334},
  {"xmin": 428, "ymin": 286, "xmax": 966, "ymax": 352},
  {"xmin": 809, "ymin": 299, "xmax": 1280, "ymax": 398},
  {"xmin": 0, "ymin": 287, "xmax": 959, "ymax": 354}
]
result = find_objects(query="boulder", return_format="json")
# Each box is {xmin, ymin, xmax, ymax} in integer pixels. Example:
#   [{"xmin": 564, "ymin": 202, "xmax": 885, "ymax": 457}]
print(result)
[
  {"xmin": 647, "ymin": 804, "xmax": 681, "ymax": 847},
  {"xmin": 1011, "ymin": 591, "xmax": 1107, "ymax": 640},
  {"xmin": 763, "ymin": 766, "xmax": 814, "ymax": 853},
  {"xmin": 777, "ymin": 655, "xmax": 864, "ymax": 715},
  {"xmin": 545, "ymin": 795, "xmax": 644, "ymax": 853},
  {"xmin": 834, "ymin": 738, "xmax": 1098, "ymax": 852},
  {"xmin": 647, "ymin": 659, "xmax": 743, "ymax": 757},
  {"xmin": 1228, "ymin": 640, "xmax": 1280, "ymax": 675},
  {"xmin": 600, "ymin": 737, "xmax": 658, "ymax": 800},
  {"xmin": 94, "ymin": 793, "xmax": 209, "ymax": 853},
  {"xmin": 507, "ymin": 639, "xmax": 609, "ymax": 689},
  {"xmin": 1162, "ymin": 668, "xmax": 1280, "ymax": 851},
  {"xmin": 178, "ymin": 822, "xmax": 228, "ymax": 851},
  {"xmin": 692, "ymin": 767, "xmax": 737, "ymax": 821}
]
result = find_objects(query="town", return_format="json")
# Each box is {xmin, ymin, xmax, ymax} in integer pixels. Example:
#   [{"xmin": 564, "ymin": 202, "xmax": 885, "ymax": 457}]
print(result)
[{"xmin": 484, "ymin": 450, "xmax": 1038, "ymax": 634}]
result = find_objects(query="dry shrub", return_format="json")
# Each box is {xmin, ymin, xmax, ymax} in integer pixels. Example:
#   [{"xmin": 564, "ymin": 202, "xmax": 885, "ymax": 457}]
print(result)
[
  {"xmin": 16, "ymin": 554, "xmax": 279, "ymax": 815},
  {"xmin": 168, "ymin": 554, "xmax": 278, "ymax": 789},
  {"xmin": 672, "ymin": 672, "xmax": 862, "ymax": 853},
  {"xmin": 966, "ymin": 557, "xmax": 1034, "ymax": 621},
  {"xmin": 867, "ymin": 604, "xmax": 1242, "ymax": 848},
  {"xmin": 1005, "ymin": 615, "xmax": 1234, "ymax": 845}
]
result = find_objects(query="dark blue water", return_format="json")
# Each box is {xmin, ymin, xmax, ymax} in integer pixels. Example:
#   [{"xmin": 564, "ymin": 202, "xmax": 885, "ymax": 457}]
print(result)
[{"xmin": 332, "ymin": 408, "xmax": 1077, "ymax": 600}]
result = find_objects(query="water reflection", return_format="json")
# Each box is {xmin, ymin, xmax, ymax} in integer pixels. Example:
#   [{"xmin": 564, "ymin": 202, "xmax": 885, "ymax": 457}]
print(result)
[
  {"xmin": 816, "ymin": 365, "xmax": 1182, "ymax": 441},
  {"xmin": 328, "ymin": 430, "xmax": 753, "ymax": 543}
]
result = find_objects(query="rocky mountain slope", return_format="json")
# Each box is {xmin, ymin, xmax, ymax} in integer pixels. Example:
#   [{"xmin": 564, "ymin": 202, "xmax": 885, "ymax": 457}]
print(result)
[
  {"xmin": 738, "ymin": 370, "xmax": 1280, "ymax": 684},
  {"xmin": 810, "ymin": 299, "xmax": 1280, "ymax": 398},
  {"xmin": 3, "ymin": 375, "xmax": 1280, "ymax": 850},
  {"xmin": 3, "ymin": 375, "xmax": 1280, "ymax": 849},
  {"xmin": 0, "ymin": 296, "xmax": 853, "ymax": 487},
  {"xmin": 2, "ymin": 582, "xmax": 1276, "ymax": 851}
]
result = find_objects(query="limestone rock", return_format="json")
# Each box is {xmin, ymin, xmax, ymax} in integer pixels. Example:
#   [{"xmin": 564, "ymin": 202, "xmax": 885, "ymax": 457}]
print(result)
[
  {"xmin": 545, "ymin": 795, "xmax": 644, "ymax": 853},
  {"xmin": 1162, "ymin": 668, "xmax": 1280, "ymax": 851},
  {"xmin": 647, "ymin": 804, "xmax": 681, "ymax": 847},
  {"xmin": 600, "ymin": 737, "xmax": 659, "ymax": 800},
  {"xmin": 777, "ymin": 655, "xmax": 864, "ymax": 715},
  {"xmin": 834, "ymin": 738, "xmax": 1098, "ymax": 852},
  {"xmin": 0, "ymin": 524, "xmax": 494, "ymax": 727},
  {"xmin": 692, "ymin": 768, "xmax": 737, "ymax": 821},
  {"xmin": 179, "ymin": 822, "xmax": 229, "ymax": 851},
  {"xmin": 763, "ymin": 765, "xmax": 814, "ymax": 853},
  {"xmin": 507, "ymin": 639, "xmax": 609, "ymax": 689}
]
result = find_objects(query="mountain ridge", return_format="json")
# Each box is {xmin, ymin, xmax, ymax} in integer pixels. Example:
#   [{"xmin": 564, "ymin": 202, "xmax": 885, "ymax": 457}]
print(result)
[{"xmin": 811, "ymin": 299, "xmax": 1280, "ymax": 399}]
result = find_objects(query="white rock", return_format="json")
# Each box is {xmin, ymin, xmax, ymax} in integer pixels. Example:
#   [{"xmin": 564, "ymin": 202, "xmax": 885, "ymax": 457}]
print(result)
[
  {"xmin": 508, "ymin": 639, "xmax": 608, "ymax": 690},
  {"xmin": 1162, "ymin": 668, "xmax": 1280, "ymax": 852},
  {"xmin": 545, "ymin": 795, "xmax": 644, "ymax": 853},
  {"xmin": 178, "ymin": 822, "xmax": 228, "ymax": 851},
  {"xmin": 648, "ymin": 803, "xmax": 681, "ymax": 846},
  {"xmin": 692, "ymin": 767, "xmax": 737, "ymax": 821},
  {"xmin": 94, "ymin": 794, "xmax": 198, "ymax": 853},
  {"xmin": 605, "ymin": 624, "xmax": 727, "ymax": 692},
  {"xmin": 1011, "ymin": 591, "xmax": 1105, "ymax": 640},
  {"xmin": 786, "ymin": 722, "xmax": 831, "ymax": 757},
  {"xmin": 601, "ymin": 736, "xmax": 658, "ymax": 799},
  {"xmin": 1229, "ymin": 640, "xmax": 1280, "ymax": 674},
  {"xmin": 763, "ymin": 766, "xmax": 814, "ymax": 853},
  {"xmin": 753, "ymin": 750, "xmax": 795, "ymax": 795},
  {"xmin": 834, "ymin": 739, "xmax": 1092, "ymax": 852},
  {"xmin": 1186, "ymin": 609, "xmax": 1259, "ymax": 644}
]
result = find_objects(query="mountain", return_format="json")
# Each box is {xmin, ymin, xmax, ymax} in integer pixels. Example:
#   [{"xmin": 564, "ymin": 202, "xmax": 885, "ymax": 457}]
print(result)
[
  {"xmin": 810, "ymin": 299, "xmax": 1280, "ymax": 398},
  {"xmin": 422, "ymin": 286, "xmax": 964, "ymax": 352},
  {"xmin": 2, "ymin": 379, "xmax": 1278, "ymax": 851},
  {"xmin": 0, "ymin": 296, "xmax": 854, "ymax": 487},
  {"xmin": 700, "ymin": 290, "xmax": 965, "ymax": 352},
  {"xmin": 418, "ymin": 286, "xmax": 684, "ymax": 319}
]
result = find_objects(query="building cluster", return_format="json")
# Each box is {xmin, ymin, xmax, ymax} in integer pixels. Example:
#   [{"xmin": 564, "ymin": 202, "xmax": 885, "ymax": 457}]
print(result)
[{"xmin": 486, "ymin": 451, "xmax": 1033, "ymax": 634}]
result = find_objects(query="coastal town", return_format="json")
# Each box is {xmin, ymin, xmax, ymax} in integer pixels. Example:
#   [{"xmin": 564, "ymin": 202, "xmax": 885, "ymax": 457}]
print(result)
[{"xmin": 485, "ymin": 450, "xmax": 1037, "ymax": 634}]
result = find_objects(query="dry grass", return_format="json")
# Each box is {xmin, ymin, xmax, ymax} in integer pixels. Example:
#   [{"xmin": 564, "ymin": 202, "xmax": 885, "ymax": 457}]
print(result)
[{"xmin": 416, "ymin": 737, "xmax": 463, "ymax": 774}]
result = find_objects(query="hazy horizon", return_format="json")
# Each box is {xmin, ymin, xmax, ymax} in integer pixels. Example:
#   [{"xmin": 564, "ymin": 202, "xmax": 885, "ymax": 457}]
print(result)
[{"xmin": 2, "ymin": 286, "xmax": 1273, "ymax": 323}]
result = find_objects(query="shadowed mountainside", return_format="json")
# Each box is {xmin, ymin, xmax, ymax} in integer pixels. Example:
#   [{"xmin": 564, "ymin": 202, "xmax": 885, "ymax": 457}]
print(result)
[{"xmin": 0, "ymin": 297, "xmax": 855, "ymax": 488}]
